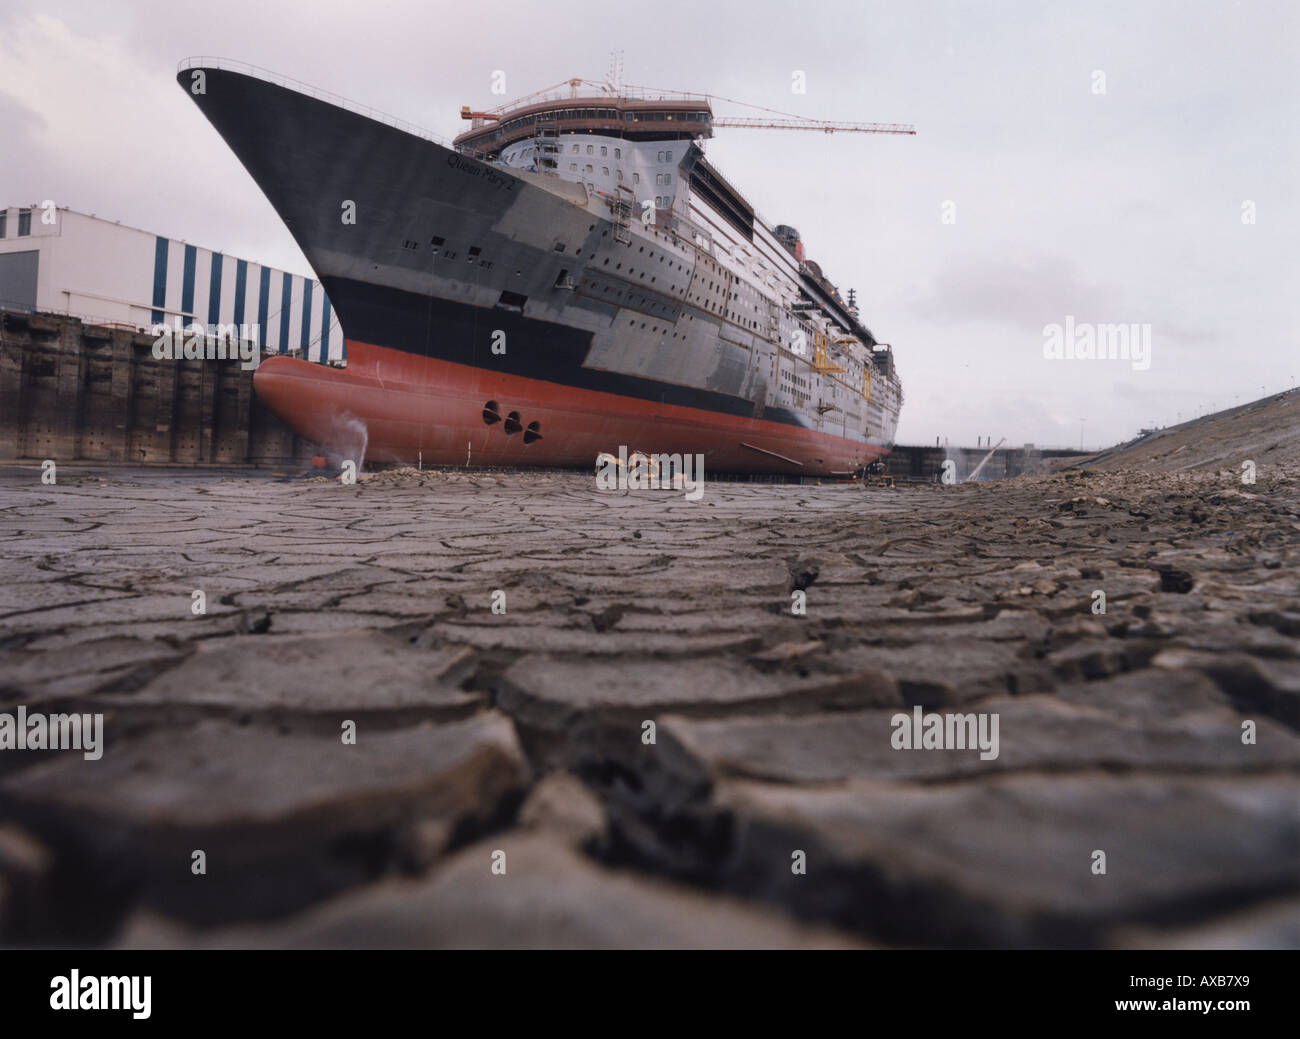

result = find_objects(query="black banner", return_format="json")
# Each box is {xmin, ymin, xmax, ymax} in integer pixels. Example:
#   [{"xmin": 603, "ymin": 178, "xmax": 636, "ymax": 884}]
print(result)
[{"xmin": 0, "ymin": 949, "xmax": 1287, "ymax": 1027}]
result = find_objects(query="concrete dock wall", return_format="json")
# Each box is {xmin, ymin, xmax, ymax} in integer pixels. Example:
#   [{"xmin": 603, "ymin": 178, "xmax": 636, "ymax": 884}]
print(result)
[
  {"xmin": 0, "ymin": 309, "xmax": 314, "ymax": 465},
  {"xmin": 888, "ymin": 443, "xmax": 1087, "ymax": 482}
]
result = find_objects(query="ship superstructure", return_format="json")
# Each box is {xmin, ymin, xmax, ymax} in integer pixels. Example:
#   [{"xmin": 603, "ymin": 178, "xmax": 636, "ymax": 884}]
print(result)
[{"xmin": 178, "ymin": 60, "xmax": 907, "ymax": 475}]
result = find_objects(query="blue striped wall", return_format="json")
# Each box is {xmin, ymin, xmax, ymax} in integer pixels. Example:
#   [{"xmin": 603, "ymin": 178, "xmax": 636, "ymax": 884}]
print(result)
[
  {"xmin": 151, "ymin": 237, "xmax": 168, "ymax": 325},
  {"xmin": 278, "ymin": 272, "xmax": 292, "ymax": 353},
  {"xmin": 144, "ymin": 233, "xmax": 338, "ymax": 362},
  {"xmin": 300, "ymin": 280, "xmax": 313, "ymax": 356},
  {"xmin": 207, "ymin": 253, "xmax": 223, "ymax": 327},
  {"xmin": 232, "ymin": 258, "xmax": 247, "ymax": 328},
  {"xmin": 320, "ymin": 293, "xmax": 331, "ymax": 363},
  {"xmin": 257, "ymin": 265, "xmax": 270, "ymax": 352},
  {"xmin": 181, "ymin": 244, "xmax": 197, "ymax": 315}
]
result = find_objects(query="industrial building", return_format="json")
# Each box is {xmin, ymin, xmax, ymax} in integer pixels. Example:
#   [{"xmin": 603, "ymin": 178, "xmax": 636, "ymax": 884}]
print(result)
[{"xmin": 0, "ymin": 204, "xmax": 341, "ymax": 363}]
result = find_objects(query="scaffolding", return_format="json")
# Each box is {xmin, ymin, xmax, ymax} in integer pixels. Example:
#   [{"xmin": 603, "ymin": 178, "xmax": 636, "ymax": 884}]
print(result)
[{"xmin": 811, "ymin": 331, "xmax": 845, "ymax": 374}]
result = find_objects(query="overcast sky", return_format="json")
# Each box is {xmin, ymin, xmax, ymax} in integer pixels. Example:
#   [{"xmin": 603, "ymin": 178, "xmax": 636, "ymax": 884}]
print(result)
[{"xmin": 2, "ymin": 0, "xmax": 1294, "ymax": 449}]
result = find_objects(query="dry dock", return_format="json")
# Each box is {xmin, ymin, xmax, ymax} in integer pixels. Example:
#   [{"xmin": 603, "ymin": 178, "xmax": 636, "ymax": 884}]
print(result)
[{"xmin": 1, "ymin": 396, "xmax": 1297, "ymax": 948}]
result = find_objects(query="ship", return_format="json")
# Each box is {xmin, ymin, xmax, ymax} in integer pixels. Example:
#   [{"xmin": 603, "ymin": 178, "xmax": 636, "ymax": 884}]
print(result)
[{"xmin": 177, "ymin": 59, "xmax": 907, "ymax": 476}]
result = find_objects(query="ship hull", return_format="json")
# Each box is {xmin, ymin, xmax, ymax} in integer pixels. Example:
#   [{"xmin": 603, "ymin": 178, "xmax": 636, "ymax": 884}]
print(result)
[{"xmin": 256, "ymin": 344, "xmax": 890, "ymax": 474}]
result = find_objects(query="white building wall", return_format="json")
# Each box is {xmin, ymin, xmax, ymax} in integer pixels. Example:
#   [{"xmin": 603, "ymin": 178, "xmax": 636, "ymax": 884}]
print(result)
[
  {"xmin": 0, "ymin": 205, "xmax": 343, "ymax": 362},
  {"xmin": 192, "ymin": 249, "xmax": 214, "ymax": 329},
  {"xmin": 217, "ymin": 256, "xmax": 237, "ymax": 332},
  {"xmin": 31, "ymin": 210, "xmax": 159, "ymax": 325},
  {"xmin": 273, "ymin": 274, "xmax": 292, "ymax": 353},
  {"xmin": 164, "ymin": 238, "xmax": 186, "ymax": 320},
  {"xmin": 286, "ymin": 277, "xmax": 305, "ymax": 357},
  {"xmin": 248, "ymin": 263, "xmax": 266, "ymax": 350}
]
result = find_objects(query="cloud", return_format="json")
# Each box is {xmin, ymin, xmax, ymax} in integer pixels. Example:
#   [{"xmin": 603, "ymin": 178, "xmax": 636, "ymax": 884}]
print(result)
[{"xmin": 907, "ymin": 252, "xmax": 1126, "ymax": 332}]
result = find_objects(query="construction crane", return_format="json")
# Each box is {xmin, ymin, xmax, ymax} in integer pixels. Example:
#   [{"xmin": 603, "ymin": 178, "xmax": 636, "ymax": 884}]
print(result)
[
  {"xmin": 641, "ymin": 83, "xmax": 914, "ymax": 136},
  {"xmin": 712, "ymin": 117, "xmax": 915, "ymax": 135}
]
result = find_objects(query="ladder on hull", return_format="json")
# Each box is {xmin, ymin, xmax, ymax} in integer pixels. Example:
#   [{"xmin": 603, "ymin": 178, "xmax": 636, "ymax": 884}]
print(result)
[{"xmin": 612, "ymin": 184, "xmax": 635, "ymax": 244}]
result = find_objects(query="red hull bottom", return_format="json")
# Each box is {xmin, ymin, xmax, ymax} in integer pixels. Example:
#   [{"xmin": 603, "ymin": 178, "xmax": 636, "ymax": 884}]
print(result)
[{"xmin": 253, "ymin": 341, "xmax": 889, "ymax": 476}]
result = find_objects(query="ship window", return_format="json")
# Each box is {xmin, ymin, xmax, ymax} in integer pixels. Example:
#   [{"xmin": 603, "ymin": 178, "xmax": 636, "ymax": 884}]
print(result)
[
  {"xmin": 553, "ymin": 242, "xmax": 565, "ymax": 252},
  {"xmin": 496, "ymin": 290, "xmax": 527, "ymax": 312},
  {"xmin": 468, "ymin": 246, "xmax": 482, "ymax": 257},
  {"xmin": 633, "ymin": 173, "xmax": 639, "ymax": 185},
  {"xmin": 603, "ymin": 167, "xmax": 609, "ymax": 176},
  {"xmin": 586, "ymin": 145, "xmax": 593, "ymax": 154},
  {"xmin": 600, "ymin": 146, "xmax": 607, "ymax": 156},
  {"xmin": 617, "ymin": 170, "xmax": 623, "ymax": 181},
  {"xmin": 585, "ymin": 164, "xmax": 593, "ymax": 173},
  {"xmin": 666, "ymin": 150, "xmax": 673, "ymax": 161},
  {"xmin": 570, "ymin": 163, "xmax": 577, "ymax": 171},
  {"xmin": 430, "ymin": 235, "xmax": 445, "ymax": 247},
  {"xmin": 572, "ymin": 144, "xmax": 579, "ymax": 153},
  {"xmin": 614, "ymin": 148, "xmax": 621, "ymax": 158}
]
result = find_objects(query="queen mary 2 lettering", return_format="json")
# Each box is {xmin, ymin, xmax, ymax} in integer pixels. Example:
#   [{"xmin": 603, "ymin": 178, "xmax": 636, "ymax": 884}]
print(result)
[{"xmin": 177, "ymin": 60, "xmax": 911, "ymax": 476}]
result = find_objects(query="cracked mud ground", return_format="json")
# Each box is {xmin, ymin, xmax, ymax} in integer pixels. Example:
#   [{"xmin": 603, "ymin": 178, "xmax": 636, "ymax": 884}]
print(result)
[{"xmin": 0, "ymin": 462, "xmax": 1297, "ymax": 948}]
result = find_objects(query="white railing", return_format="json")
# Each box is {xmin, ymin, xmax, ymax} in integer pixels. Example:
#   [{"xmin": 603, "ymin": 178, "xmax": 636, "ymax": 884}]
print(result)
[
  {"xmin": 176, "ymin": 56, "xmax": 453, "ymax": 147},
  {"xmin": 475, "ymin": 79, "xmax": 710, "ymax": 120}
]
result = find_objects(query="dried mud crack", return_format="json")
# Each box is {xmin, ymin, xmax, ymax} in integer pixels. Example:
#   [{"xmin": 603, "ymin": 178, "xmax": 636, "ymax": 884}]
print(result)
[{"xmin": 0, "ymin": 463, "xmax": 1296, "ymax": 948}]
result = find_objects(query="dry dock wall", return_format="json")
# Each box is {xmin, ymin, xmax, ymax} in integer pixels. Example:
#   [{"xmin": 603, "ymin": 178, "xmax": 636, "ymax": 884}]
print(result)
[
  {"xmin": 889, "ymin": 444, "xmax": 1088, "ymax": 482},
  {"xmin": 0, "ymin": 310, "xmax": 316, "ymax": 465}
]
